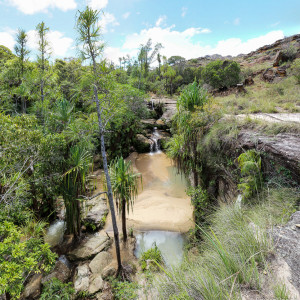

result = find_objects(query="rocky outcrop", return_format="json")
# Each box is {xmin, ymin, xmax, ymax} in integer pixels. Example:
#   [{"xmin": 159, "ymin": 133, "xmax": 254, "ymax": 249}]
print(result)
[
  {"xmin": 262, "ymin": 66, "xmax": 287, "ymax": 82},
  {"xmin": 141, "ymin": 119, "xmax": 156, "ymax": 129},
  {"xmin": 272, "ymin": 211, "xmax": 300, "ymax": 293},
  {"xmin": 234, "ymin": 130, "xmax": 300, "ymax": 183},
  {"xmin": 134, "ymin": 134, "xmax": 152, "ymax": 153},
  {"xmin": 68, "ymin": 235, "xmax": 111, "ymax": 261}
]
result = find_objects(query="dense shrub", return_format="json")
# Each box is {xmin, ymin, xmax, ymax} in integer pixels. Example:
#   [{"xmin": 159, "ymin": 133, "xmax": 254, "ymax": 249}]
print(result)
[
  {"xmin": 139, "ymin": 243, "xmax": 164, "ymax": 271},
  {"xmin": 202, "ymin": 60, "xmax": 241, "ymax": 89},
  {"xmin": 40, "ymin": 278, "xmax": 75, "ymax": 300},
  {"xmin": 291, "ymin": 58, "xmax": 300, "ymax": 84}
]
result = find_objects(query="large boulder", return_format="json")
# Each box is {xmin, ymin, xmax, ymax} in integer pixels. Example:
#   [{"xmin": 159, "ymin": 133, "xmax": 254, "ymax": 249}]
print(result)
[
  {"xmin": 42, "ymin": 259, "xmax": 71, "ymax": 284},
  {"xmin": 74, "ymin": 264, "xmax": 90, "ymax": 293},
  {"xmin": 83, "ymin": 196, "xmax": 108, "ymax": 231},
  {"xmin": 134, "ymin": 134, "xmax": 152, "ymax": 153},
  {"xmin": 68, "ymin": 235, "xmax": 111, "ymax": 261},
  {"xmin": 88, "ymin": 274, "xmax": 104, "ymax": 294},
  {"xmin": 89, "ymin": 251, "xmax": 112, "ymax": 275}
]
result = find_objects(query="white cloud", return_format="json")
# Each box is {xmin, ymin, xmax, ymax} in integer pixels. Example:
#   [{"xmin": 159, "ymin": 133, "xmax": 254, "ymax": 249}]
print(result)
[
  {"xmin": 27, "ymin": 30, "xmax": 73, "ymax": 57},
  {"xmin": 0, "ymin": 31, "xmax": 15, "ymax": 50},
  {"xmin": 271, "ymin": 21, "xmax": 280, "ymax": 28},
  {"xmin": 234, "ymin": 18, "xmax": 240, "ymax": 26},
  {"xmin": 181, "ymin": 7, "xmax": 187, "ymax": 17},
  {"xmin": 6, "ymin": 0, "xmax": 77, "ymax": 14},
  {"xmin": 155, "ymin": 15, "xmax": 167, "ymax": 27},
  {"xmin": 98, "ymin": 12, "xmax": 119, "ymax": 33},
  {"xmin": 104, "ymin": 25, "xmax": 284, "ymax": 64},
  {"xmin": 122, "ymin": 12, "xmax": 130, "ymax": 19},
  {"xmin": 87, "ymin": 0, "xmax": 108, "ymax": 10}
]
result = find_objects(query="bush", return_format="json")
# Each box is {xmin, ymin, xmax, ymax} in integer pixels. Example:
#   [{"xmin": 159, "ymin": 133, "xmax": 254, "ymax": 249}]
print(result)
[
  {"xmin": 202, "ymin": 60, "xmax": 241, "ymax": 89},
  {"xmin": 40, "ymin": 278, "xmax": 75, "ymax": 300},
  {"xmin": 291, "ymin": 58, "xmax": 300, "ymax": 84},
  {"xmin": 139, "ymin": 243, "xmax": 164, "ymax": 271},
  {"xmin": 111, "ymin": 279, "xmax": 139, "ymax": 300}
]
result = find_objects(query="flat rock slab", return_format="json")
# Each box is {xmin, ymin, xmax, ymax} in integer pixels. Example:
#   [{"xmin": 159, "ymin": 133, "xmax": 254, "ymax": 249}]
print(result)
[
  {"xmin": 272, "ymin": 211, "xmax": 300, "ymax": 293},
  {"xmin": 89, "ymin": 251, "xmax": 112, "ymax": 275},
  {"xmin": 68, "ymin": 235, "xmax": 111, "ymax": 261}
]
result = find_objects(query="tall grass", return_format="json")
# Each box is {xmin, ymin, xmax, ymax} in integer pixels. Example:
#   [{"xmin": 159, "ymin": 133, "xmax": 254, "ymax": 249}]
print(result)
[
  {"xmin": 154, "ymin": 188, "xmax": 299, "ymax": 299},
  {"xmin": 215, "ymin": 76, "xmax": 300, "ymax": 114}
]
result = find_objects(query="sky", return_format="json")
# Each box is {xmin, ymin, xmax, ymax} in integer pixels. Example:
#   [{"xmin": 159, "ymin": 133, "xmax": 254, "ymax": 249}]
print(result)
[{"xmin": 0, "ymin": 0, "xmax": 300, "ymax": 64}]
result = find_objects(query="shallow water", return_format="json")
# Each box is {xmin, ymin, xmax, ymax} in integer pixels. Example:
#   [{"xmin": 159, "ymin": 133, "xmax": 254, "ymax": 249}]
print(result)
[{"xmin": 134, "ymin": 230, "xmax": 186, "ymax": 266}]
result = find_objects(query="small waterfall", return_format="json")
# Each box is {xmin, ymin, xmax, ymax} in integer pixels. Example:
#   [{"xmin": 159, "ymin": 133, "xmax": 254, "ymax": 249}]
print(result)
[
  {"xmin": 151, "ymin": 99, "xmax": 154, "ymax": 110},
  {"xmin": 150, "ymin": 127, "xmax": 161, "ymax": 154},
  {"xmin": 44, "ymin": 220, "xmax": 66, "ymax": 247}
]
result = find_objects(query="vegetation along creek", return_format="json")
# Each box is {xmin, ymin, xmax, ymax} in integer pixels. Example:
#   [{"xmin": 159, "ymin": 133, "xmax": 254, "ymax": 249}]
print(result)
[{"xmin": 1, "ymin": 2, "xmax": 300, "ymax": 300}]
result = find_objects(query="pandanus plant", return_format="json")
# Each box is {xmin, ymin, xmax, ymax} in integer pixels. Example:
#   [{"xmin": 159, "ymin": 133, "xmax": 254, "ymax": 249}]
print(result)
[
  {"xmin": 109, "ymin": 157, "xmax": 141, "ymax": 242},
  {"xmin": 62, "ymin": 144, "xmax": 92, "ymax": 238}
]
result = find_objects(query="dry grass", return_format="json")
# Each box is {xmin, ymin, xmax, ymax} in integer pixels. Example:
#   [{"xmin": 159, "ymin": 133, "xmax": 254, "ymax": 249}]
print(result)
[{"xmin": 215, "ymin": 76, "xmax": 300, "ymax": 114}]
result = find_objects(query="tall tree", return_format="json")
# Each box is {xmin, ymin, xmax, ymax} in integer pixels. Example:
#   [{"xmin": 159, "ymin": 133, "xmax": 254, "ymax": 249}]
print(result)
[
  {"xmin": 14, "ymin": 29, "xmax": 30, "ymax": 113},
  {"xmin": 110, "ymin": 157, "xmax": 141, "ymax": 242},
  {"xmin": 36, "ymin": 22, "xmax": 50, "ymax": 107},
  {"xmin": 76, "ymin": 6, "xmax": 123, "ymax": 275}
]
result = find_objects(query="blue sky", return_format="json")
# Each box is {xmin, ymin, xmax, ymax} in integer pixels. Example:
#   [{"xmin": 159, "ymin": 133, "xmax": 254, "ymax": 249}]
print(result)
[{"xmin": 0, "ymin": 0, "xmax": 300, "ymax": 63}]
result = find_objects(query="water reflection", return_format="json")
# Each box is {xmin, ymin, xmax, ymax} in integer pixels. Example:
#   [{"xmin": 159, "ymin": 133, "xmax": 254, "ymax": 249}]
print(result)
[{"xmin": 135, "ymin": 230, "xmax": 185, "ymax": 266}]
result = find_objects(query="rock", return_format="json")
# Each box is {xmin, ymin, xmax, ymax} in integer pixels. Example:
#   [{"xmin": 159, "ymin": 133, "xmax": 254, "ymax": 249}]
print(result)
[
  {"xmin": 134, "ymin": 134, "xmax": 152, "ymax": 153},
  {"xmin": 23, "ymin": 273, "xmax": 43, "ymax": 299},
  {"xmin": 155, "ymin": 119, "xmax": 167, "ymax": 129},
  {"xmin": 89, "ymin": 251, "xmax": 112, "ymax": 275},
  {"xmin": 88, "ymin": 274, "xmax": 103, "ymax": 294},
  {"xmin": 236, "ymin": 83, "xmax": 246, "ymax": 94},
  {"xmin": 262, "ymin": 68, "xmax": 275, "ymax": 82},
  {"xmin": 276, "ymin": 66, "xmax": 287, "ymax": 77},
  {"xmin": 235, "ymin": 130, "xmax": 300, "ymax": 184},
  {"xmin": 95, "ymin": 282, "xmax": 114, "ymax": 300},
  {"xmin": 101, "ymin": 265, "xmax": 117, "ymax": 279},
  {"xmin": 244, "ymin": 76, "xmax": 254, "ymax": 86},
  {"xmin": 141, "ymin": 119, "xmax": 156, "ymax": 129},
  {"xmin": 42, "ymin": 260, "xmax": 71, "ymax": 284},
  {"xmin": 74, "ymin": 264, "xmax": 90, "ymax": 293},
  {"xmin": 273, "ymin": 50, "xmax": 284, "ymax": 67},
  {"xmin": 83, "ymin": 196, "xmax": 108, "ymax": 231},
  {"xmin": 272, "ymin": 211, "xmax": 300, "ymax": 293},
  {"xmin": 68, "ymin": 235, "xmax": 111, "ymax": 261}
]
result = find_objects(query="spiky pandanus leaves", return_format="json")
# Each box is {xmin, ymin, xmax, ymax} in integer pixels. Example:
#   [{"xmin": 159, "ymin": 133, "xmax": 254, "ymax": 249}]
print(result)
[
  {"xmin": 62, "ymin": 144, "xmax": 92, "ymax": 238},
  {"xmin": 109, "ymin": 157, "xmax": 141, "ymax": 242}
]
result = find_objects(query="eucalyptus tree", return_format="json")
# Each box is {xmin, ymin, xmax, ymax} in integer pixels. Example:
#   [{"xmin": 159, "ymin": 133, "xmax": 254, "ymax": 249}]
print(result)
[
  {"xmin": 76, "ymin": 6, "xmax": 123, "ymax": 275},
  {"xmin": 110, "ymin": 157, "xmax": 141, "ymax": 242},
  {"xmin": 14, "ymin": 29, "xmax": 30, "ymax": 113}
]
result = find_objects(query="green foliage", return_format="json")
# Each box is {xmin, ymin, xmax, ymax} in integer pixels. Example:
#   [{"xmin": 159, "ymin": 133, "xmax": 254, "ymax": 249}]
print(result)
[
  {"xmin": 273, "ymin": 283, "xmax": 290, "ymax": 300},
  {"xmin": 62, "ymin": 144, "xmax": 93, "ymax": 237},
  {"xmin": 111, "ymin": 279, "xmax": 139, "ymax": 300},
  {"xmin": 0, "ymin": 221, "xmax": 57, "ymax": 299},
  {"xmin": 238, "ymin": 150, "xmax": 263, "ymax": 200},
  {"xmin": 40, "ymin": 278, "xmax": 75, "ymax": 300},
  {"xmin": 187, "ymin": 186, "xmax": 210, "ymax": 225},
  {"xmin": 177, "ymin": 80, "xmax": 209, "ymax": 112},
  {"xmin": 202, "ymin": 60, "xmax": 241, "ymax": 89},
  {"xmin": 291, "ymin": 58, "xmax": 300, "ymax": 84},
  {"xmin": 139, "ymin": 243, "xmax": 164, "ymax": 271}
]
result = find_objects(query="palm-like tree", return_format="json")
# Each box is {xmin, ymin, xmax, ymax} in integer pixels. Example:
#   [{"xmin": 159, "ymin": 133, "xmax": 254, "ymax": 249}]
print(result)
[
  {"xmin": 110, "ymin": 157, "xmax": 141, "ymax": 242},
  {"xmin": 62, "ymin": 144, "xmax": 92, "ymax": 238}
]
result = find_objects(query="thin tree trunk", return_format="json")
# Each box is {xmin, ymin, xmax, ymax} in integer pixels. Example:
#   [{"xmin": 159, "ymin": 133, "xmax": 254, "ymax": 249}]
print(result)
[
  {"xmin": 94, "ymin": 86, "xmax": 122, "ymax": 273},
  {"xmin": 122, "ymin": 199, "xmax": 127, "ymax": 242}
]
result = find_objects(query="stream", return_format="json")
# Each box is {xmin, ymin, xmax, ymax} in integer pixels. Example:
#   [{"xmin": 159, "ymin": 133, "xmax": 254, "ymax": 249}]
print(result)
[{"xmin": 45, "ymin": 129, "xmax": 193, "ymax": 265}]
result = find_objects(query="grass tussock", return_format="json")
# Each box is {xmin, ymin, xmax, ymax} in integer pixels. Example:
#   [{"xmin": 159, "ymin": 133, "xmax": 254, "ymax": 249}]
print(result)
[
  {"xmin": 153, "ymin": 188, "xmax": 299, "ymax": 300},
  {"xmin": 215, "ymin": 76, "xmax": 300, "ymax": 114}
]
